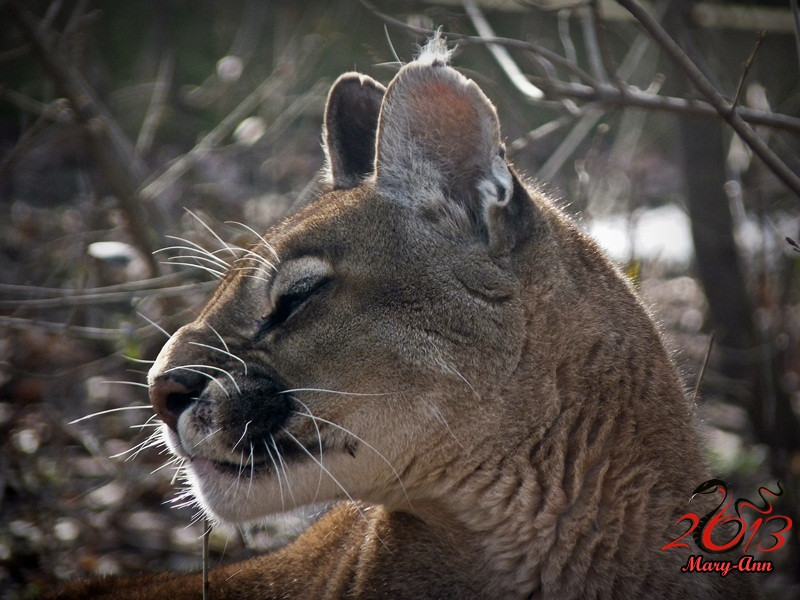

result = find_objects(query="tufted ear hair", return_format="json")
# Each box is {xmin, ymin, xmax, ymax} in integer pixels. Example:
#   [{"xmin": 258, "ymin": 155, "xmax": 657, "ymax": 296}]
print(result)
[
  {"xmin": 374, "ymin": 37, "xmax": 525, "ymax": 253},
  {"xmin": 323, "ymin": 73, "xmax": 386, "ymax": 190}
]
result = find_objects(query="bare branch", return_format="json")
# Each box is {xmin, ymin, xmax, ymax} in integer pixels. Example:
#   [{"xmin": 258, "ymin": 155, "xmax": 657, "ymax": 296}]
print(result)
[
  {"xmin": 732, "ymin": 31, "xmax": 766, "ymax": 108},
  {"xmin": 616, "ymin": 0, "xmax": 800, "ymax": 199},
  {"xmin": 580, "ymin": 3, "xmax": 609, "ymax": 84},
  {"xmin": 462, "ymin": 0, "xmax": 544, "ymax": 100},
  {"xmin": 792, "ymin": 0, "xmax": 800, "ymax": 80},
  {"xmin": 0, "ymin": 272, "xmax": 190, "ymax": 297},
  {"xmin": 135, "ymin": 53, "xmax": 175, "ymax": 158},
  {"xmin": 0, "ymin": 315, "xmax": 153, "ymax": 341},
  {"xmin": 0, "ymin": 281, "xmax": 215, "ymax": 310},
  {"xmin": 139, "ymin": 40, "xmax": 321, "ymax": 201},
  {"xmin": 5, "ymin": 0, "xmax": 161, "ymax": 275},
  {"xmin": 525, "ymin": 77, "xmax": 800, "ymax": 136},
  {"xmin": 360, "ymin": 0, "xmax": 599, "ymax": 86}
]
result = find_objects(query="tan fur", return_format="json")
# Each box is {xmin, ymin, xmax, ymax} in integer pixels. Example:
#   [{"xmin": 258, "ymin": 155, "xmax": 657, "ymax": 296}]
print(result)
[{"xmin": 51, "ymin": 41, "xmax": 758, "ymax": 599}]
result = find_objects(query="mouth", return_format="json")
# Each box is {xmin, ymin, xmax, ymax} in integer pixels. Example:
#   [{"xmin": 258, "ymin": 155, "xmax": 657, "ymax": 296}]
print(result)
[{"xmin": 186, "ymin": 437, "xmax": 326, "ymax": 480}]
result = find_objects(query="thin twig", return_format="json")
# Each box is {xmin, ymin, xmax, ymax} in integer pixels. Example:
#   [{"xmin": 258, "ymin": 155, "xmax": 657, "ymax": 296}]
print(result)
[
  {"xmin": 0, "ymin": 315, "xmax": 156, "ymax": 341},
  {"xmin": 693, "ymin": 333, "xmax": 715, "ymax": 403},
  {"xmin": 557, "ymin": 10, "xmax": 579, "ymax": 84},
  {"xmin": 0, "ymin": 281, "xmax": 215, "ymax": 310},
  {"xmin": 536, "ymin": 108, "xmax": 605, "ymax": 181},
  {"xmin": 528, "ymin": 77, "xmax": 800, "ymax": 135},
  {"xmin": 136, "ymin": 53, "xmax": 175, "ymax": 157},
  {"xmin": 0, "ymin": 272, "xmax": 190, "ymax": 297},
  {"xmin": 361, "ymin": 0, "xmax": 599, "ymax": 87},
  {"xmin": 791, "ymin": 0, "xmax": 800, "ymax": 79},
  {"xmin": 139, "ymin": 39, "xmax": 320, "ymax": 201},
  {"xmin": 366, "ymin": 0, "xmax": 800, "ymax": 137},
  {"xmin": 580, "ymin": 3, "xmax": 609, "ymax": 84},
  {"xmin": 616, "ymin": 0, "xmax": 800, "ymax": 199},
  {"xmin": 732, "ymin": 31, "xmax": 767, "ymax": 108}
]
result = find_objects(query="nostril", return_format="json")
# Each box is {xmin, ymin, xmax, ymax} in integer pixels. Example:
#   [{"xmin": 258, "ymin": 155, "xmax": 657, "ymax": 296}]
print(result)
[
  {"xmin": 150, "ymin": 376, "xmax": 204, "ymax": 432},
  {"xmin": 166, "ymin": 391, "xmax": 196, "ymax": 421}
]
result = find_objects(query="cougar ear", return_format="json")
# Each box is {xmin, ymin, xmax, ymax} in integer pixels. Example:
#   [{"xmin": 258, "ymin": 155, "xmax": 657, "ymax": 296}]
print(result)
[
  {"xmin": 374, "ymin": 40, "xmax": 525, "ymax": 253},
  {"xmin": 323, "ymin": 73, "xmax": 386, "ymax": 190}
]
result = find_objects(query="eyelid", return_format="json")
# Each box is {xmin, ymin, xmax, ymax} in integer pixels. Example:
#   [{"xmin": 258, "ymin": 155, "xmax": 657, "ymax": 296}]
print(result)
[{"xmin": 258, "ymin": 275, "xmax": 331, "ymax": 337}]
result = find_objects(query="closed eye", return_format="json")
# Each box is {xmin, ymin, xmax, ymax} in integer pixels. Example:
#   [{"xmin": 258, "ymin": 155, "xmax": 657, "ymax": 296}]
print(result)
[{"xmin": 259, "ymin": 276, "xmax": 331, "ymax": 336}]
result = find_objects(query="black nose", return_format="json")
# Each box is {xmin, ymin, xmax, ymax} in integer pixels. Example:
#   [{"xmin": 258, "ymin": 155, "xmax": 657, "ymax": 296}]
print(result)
[{"xmin": 149, "ymin": 374, "xmax": 205, "ymax": 431}]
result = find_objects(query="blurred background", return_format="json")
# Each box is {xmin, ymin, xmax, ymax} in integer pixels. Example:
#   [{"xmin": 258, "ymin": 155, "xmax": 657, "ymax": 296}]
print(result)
[{"xmin": 0, "ymin": 0, "xmax": 798, "ymax": 597}]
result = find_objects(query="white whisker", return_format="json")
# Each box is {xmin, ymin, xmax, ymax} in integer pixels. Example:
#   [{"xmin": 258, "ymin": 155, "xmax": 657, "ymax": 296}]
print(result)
[
  {"xmin": 189, "ymin": 342, "xmax": 248, "ymax": 376},
  {"xmin": 192, "ymin": 427, "xmax": 222, "ymax": 448},
  {"xmin": 232, "ymin": 249, "xmax": 277, "ymax": 272},
  {"xmin": 271, "ymin": 436, "xmax": 297, "ymax": 507},
  {"xmin": 281, "ymin": 427, "xmax": 383, "ymax": 546},
  {"xmin": 126, "ymin": 356, "xmax": 157, "ymax": 364},
  {"xmin": 70, "ymin": 405, "xmax": 152, "ymax": 424},
  {"xmin": 162, "ymin": 236, "xmax": 231, "ymax": 268},
  {"xmin": 278, "ymin": 388, "xmax": 392, "ymax": 397},
  {"xmin": 246, "ymin": 443, "xmax": 255, "ymax": 499},
  {"xmin": 206, "ymin": 323, "xmax": 230, "ymax": 354},
  {"xmin": 232, "ymin": 421, "xmax": 252, "ymax": 452},
  {"xmin": 264, "ymin": 440, "xmax": 286, "ymax": 512},
  {"xmin": 225, "ymin": 220, "xmax": 280, "ymax": 263},
  {"xmin": 186, "ymin": 209, "xmax": 238, "ymax": 259},
  {"xmin": 165, "ymin": 364, "xmax": 240, "ymax": 395},
  {"xmin": 103, "ymin": 380, "xmax": 149, "ymax": 389},
  {"xmin": 137, "ymin": 311, "xmax": 173, "ymax": 339},
  {"xmin": 290, "ymin": 400, "xmax": 411, "ymax": 508},
  {"xmin": 162, "ymin": 260, "xmax": 225, "ymax": 279}
]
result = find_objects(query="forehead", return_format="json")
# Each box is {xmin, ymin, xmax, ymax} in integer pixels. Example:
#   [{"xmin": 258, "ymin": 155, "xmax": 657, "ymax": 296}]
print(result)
[{"xmin": 265, "ymin": 185, "xmax": 399, "ymax": 262}]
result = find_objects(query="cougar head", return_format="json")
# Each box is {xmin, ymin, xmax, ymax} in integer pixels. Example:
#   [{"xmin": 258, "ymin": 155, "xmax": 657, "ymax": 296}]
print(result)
[{"xmin": 148, "ymin": 40, "xmax": 536, "ymax": 524}]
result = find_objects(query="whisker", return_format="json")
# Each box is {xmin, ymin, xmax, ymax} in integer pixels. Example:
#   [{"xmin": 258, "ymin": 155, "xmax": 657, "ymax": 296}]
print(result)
[
  {"xmin": 189, "ymin": 342, "xmax": 248, "ymax": 376},
  {"xmin": 246, "ymin": 443, "xmax": 255, "ymax": 499},
  {"xmin": 277, "ymin": 388, "xmax": 392, "ymax": 397},
  {"xmin": 232, "ymin": 249, "xmax": 277, "ymax": 272},
  {"xmin": 70, "ymin": 405, "xmax": 151, "ymax": 424},
  {"xmin": 206, "ymin": 323, "xmax": 230, "ymax": 354},
  {"xmin": 192, "ymin": 427, "xmax": 222, "ymax": 449},
  {"xmin": 162, "ymin": 236, "xmax": 231, "ymax": 268},
  {"xmin": 113, "ymin": 429, "xmax": 162, "ymax": 460},
  {"xmin": 290, "ymin": 401, "xmax": 411, "ymax": 508},
  {"xmin": 165, "ymin": 366, "xmax": 229, "ymax": 397},
  {"xmin": 225, "ymin": 220, "xmax": 280, "ymax": 263},
  {"xmin": 155, "ymin": 244, "xmax": 231, "ymax": 270},
  {"xmin": 232, "ymin": 421, "xmax": 252, "ymax": 452},
  {"xmin": 166, "ymin": 364, "xmax": 240, "ymax": 395},
  {"xmin": 137, "ymin": 311, "xmax": 173, "ymax": 339},
  {"xmin": 168, "ymin": 253, "xmax": 234, "ymax": 271},
  {"xmin": 186, "ymin": 209, "xmax": 238, "ymax": 259},
  {"xmin": 235, "ymin": 271, "xmax": 274, "ymax": 285},
  {"xmin": 151, "ymin": 455, "xmax": 183, "ymax": 475},
  {"xmin": 271, "ymin": 435, "xmax": 297, "ymax": 507},
  {"xmin": 281, "ymin": 427, "xmax": 383, "ymax": 546},
  {"xmin": 130, "ymin": 414, "xmax": 160, "ymax": 430},
  {"xmin": 162, "ymin": 260, "xmax": 225, "ymax": 280},
  {"xmin": 171, "ymin": 459, "xmax": 188, "ymax": 485},
  {"xmin": 103, "ymin": 380, "xmax": 149, "ymax": 389},
  {"xmin": 126, "ymin": 356, "xmax": 157, "ymax": 364},
  {"xmin": 263, "ymin": 440, "xmax": 286, "ymax": 513}
]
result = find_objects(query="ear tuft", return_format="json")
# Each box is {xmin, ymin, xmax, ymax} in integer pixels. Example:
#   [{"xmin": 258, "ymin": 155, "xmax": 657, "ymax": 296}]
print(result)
[
  {"xmin": 415, "ymin": 29, "xmax": 455, "ymax": 67},
  {"xmin": 323, "ymin": 73, "xmax": 386, "ymax": 190}
]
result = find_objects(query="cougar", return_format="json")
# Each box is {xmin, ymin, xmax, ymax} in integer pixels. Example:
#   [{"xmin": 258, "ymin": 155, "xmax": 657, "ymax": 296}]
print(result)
[{"xmin": 53, "ymin": 38, "xmax": 758, "ymax": 599}]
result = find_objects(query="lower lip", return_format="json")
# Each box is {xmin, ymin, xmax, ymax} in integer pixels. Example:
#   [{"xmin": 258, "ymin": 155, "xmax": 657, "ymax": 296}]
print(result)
[{"xmin": 190, "ymin": 456, "xmax": 272, "ymax": 478}]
